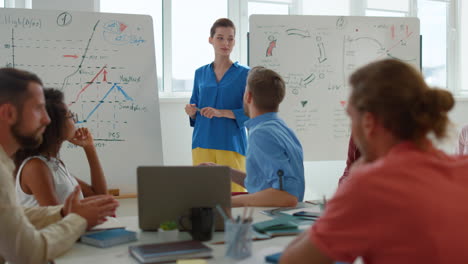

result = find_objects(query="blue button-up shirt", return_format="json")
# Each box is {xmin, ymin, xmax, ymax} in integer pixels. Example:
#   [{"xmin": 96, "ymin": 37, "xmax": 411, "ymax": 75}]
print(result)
[
  {"xmin": 244, "ymin": 112, "xmax": 305, "ymax": 201},
  {"xmin": 189, "ymin": 62, "xmax": 250, "ymax": 155}
]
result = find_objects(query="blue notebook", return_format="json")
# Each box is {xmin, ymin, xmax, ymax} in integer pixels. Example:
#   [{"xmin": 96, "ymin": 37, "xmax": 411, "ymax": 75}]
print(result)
[
  {"xmin": 253, "ymin": 215, "xmax": 298, "ymax": 233},
  {"xmin": 80, "ymin": 228, "xmax": 137, "ymax": 248},
  {"xmin": 265, "ymin": 252, "xmax": 282, "ymax": 263}
]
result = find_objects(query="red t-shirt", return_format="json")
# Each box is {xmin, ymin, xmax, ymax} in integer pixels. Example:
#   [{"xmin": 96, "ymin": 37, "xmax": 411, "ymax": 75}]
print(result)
[{"xmin": 311, "ymin": 142, "xmax": 468, "ymax": 264}]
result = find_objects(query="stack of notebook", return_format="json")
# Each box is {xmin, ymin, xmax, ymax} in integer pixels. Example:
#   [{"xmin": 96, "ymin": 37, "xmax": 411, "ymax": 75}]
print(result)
[
  {"xmin": 129, "ymin": 240, "xmax": 212, "ymax": 264},
  {"xmin": 80, "ymin": 228, "xmax": 137, "ymax": 248}
]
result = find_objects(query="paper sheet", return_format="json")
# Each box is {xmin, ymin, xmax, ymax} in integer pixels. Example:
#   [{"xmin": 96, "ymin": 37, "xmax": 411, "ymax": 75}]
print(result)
[
  {"xmin": 280, "ymin": 206, "xmax": 322, "ymax": 216},
  {"xmin": 90, "ymin": 217, "xmax": 126, "ymax": 231}
]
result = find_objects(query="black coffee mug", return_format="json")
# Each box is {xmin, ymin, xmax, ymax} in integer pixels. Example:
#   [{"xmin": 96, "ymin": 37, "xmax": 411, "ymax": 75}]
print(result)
[{"xmin": 179, "ymin": 207, "xmax": 215, "ymax": 241}]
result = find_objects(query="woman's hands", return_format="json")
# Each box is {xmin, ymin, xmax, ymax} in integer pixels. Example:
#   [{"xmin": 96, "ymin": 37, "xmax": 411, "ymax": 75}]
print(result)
[
  {"xmin": 185, "ymin": 104, "xmax": 234, "ymax": 119},
  {"xmin": 199, "ymin": 107, "xmax": 223, "ymax": 118},
  {"xmin": 185, "ymin": 104, "xmax": 198, "ymax": 119},
  {"xmin": 68, "ymin": 127, "xmax": 94, "ymax": 149}
]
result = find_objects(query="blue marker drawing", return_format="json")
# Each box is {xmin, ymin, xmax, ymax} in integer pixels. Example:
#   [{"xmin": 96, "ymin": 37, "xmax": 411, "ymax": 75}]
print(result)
[{"xmin": 78, "ymin": 83, "xmax": 133, "ymax": 124}]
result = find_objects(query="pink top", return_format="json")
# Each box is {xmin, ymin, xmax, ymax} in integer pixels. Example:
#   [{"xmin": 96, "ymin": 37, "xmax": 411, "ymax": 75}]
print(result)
[
  {"xmin": 338, "ymin": 136, "xmax": 361, "ymax": 185},
  {"xmin": 310, "ymin": 141, "xmax": 468, "ymax": 264},
  {"xmin": 457, "ymin": 125, "xmax": 468, "ymax": 155}
]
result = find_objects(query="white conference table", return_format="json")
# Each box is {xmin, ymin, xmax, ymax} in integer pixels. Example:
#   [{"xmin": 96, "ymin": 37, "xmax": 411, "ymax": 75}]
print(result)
[{"xmin": 55, "ymin": 207, "xmax": 307, "ymax": 264}]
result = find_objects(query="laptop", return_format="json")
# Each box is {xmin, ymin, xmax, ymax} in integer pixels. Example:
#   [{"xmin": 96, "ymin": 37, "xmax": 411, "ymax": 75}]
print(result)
[{"xmin": 137, "ymin": 166, "xmax": 232, "ymax": 231}]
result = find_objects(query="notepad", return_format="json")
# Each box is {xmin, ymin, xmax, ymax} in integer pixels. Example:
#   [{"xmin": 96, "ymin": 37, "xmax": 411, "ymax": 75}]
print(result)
[
  {"xmin": 252, "ymin": 216, "xmax": 298, "ymax": 233},
  {"xmin": 80, "ymin": 228, "xmax": 137, "ymax": 248},
  {"xmin": 129, "ymin": 240, "xmax": 212, "ymax": 264}
]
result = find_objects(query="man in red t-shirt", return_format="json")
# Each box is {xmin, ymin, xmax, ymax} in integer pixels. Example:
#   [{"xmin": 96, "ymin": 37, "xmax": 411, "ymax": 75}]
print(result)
[{"xmin": 280, "ymin": 59, "xmax": 468, "ymax": 264}]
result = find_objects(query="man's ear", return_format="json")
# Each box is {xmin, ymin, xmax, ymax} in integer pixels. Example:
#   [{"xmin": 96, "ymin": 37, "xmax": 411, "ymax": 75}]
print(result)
[
  {"xmin": 208, "ymin": 36, "xmax": 213, "ymax": 45},
  {"xmin": 361, "ymin": 111, "xmax": 377, "ymax": 137},
  {"xmin": 0, "ymin": 103, "xmax": 17, "ymax": 125},
  {"xmin": 245, "ymin": 90, "xmax": 253, "ymax": 104}
]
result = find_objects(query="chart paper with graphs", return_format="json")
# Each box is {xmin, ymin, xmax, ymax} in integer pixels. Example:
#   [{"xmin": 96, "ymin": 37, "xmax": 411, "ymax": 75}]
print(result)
[{"xmin": 0, "ymin": 8, "xmax": 163, "ymax": 193}]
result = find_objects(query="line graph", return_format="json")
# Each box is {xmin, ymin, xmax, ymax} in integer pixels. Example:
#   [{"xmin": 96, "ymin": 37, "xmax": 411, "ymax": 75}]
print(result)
[
  {"xmin": 69, "ymin": 65, "xmax": 108, "ymax": 106},
  {"xmin": 78, "ymin": 82, "xmax": 133, "ymax": 124},
  {"xmin": 0, "ymin": 8, "xmax": 162, "ymax": 195},
  {"xmin": 0, "ymin": 11, "xmax": 155, "ymax": 145},
  {"xmin": 11, "ymin": 29, "xmax": 15, "ymax": 67},
  {"xmin": 61, "ymin": 20, "xmax": 100, "ymax": 91}
]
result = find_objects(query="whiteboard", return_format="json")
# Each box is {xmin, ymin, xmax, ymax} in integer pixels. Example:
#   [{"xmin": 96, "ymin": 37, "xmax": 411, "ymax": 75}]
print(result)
[
  {"xmin": 0, "ymin": 8, "xmax": 163, "ymax": 193},
  {"xmin": 249, "ymin": 15, "xmax": 420, "ymax": 160}
]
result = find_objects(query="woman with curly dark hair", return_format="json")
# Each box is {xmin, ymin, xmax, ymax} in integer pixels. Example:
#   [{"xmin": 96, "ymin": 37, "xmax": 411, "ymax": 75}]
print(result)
[{"xmin": 14, "ymin": 88, "xmax": 107, "ymax": 206}]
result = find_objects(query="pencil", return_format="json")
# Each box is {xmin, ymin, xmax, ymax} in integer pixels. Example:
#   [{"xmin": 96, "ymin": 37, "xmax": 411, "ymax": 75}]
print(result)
[{"xmin": 216, "ymin": 204, "xmax": 231, "ymax": 222}]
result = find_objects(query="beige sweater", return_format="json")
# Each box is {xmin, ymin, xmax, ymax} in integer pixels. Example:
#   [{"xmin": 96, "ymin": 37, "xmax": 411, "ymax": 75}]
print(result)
[{"xmin": 0, "ymin": 146, "xmax": 87, "ymax": 264}]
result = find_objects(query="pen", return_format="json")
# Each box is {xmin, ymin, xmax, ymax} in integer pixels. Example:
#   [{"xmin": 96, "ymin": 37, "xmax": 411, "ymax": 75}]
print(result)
[
  {"xmin": 247, "ymin": 207, "xmax": 254, "ymax": 222},
  {"xmin": 216, "ymin": 204, "xmax": 231, "ymax": 222}
]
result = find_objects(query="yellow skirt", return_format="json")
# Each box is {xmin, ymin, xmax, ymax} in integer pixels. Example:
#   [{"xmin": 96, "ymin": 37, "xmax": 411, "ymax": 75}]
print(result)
[{"xmin": 192, "ymin": 147, "xmax": 246, "ymax": 192}]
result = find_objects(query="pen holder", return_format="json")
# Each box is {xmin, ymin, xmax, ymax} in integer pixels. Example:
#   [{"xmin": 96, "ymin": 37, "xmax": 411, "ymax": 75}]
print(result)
[{"xmin": 224, "ymin": 220, "xmax": 253, "ymax": 259}]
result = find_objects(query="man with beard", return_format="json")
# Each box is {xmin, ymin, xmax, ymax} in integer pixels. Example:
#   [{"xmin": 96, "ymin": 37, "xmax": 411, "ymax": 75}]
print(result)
[
  {"xmin": 225, "ymin": 66, "xmax": 304, "ymax": 207},
  {"xmin": 280, "ymin": 59, "xmax": 468, "ymax": 263},
  {"xmin": 0, "ymin": 68, "xmax": 119, "ymax": 264}
]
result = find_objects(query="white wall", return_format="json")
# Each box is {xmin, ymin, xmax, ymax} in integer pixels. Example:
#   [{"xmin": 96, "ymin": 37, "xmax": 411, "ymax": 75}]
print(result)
[{"xmin": 160, "ymin": 99, "xmax": 468, "ymax": 201}]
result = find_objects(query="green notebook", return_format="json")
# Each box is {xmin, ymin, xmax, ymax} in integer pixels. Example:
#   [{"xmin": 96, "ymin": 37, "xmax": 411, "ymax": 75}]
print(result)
[{"xmin": 253, "ymin": 215, "xmax": 298, "ymax": 233}]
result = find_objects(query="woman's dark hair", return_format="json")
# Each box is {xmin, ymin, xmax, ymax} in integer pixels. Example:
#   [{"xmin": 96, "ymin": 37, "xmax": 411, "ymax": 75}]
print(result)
[{"xmin": 14, "ymin": 88, "xmax": 68, "ymax": 172}]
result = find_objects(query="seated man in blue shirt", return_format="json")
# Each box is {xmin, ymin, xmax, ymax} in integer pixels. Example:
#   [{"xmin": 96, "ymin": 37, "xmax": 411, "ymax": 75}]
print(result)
[{"xmin": 228, "ymin": 66, "xmax": 305, "ymax": 207}]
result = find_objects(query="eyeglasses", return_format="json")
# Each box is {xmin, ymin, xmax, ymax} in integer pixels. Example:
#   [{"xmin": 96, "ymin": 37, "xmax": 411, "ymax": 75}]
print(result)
[{"xmin": 66, "ymin": 110, "xmax": 79, "ymax": 124}]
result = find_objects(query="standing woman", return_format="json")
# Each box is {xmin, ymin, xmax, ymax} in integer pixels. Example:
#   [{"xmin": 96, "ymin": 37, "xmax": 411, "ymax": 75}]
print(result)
[
  {"xmin": 185, "ymin": 18, "xmax": 250, "ymax": 192},
  {"xmin": 14, "ymin": 88, "xmax": 107, "ymax": 206}
]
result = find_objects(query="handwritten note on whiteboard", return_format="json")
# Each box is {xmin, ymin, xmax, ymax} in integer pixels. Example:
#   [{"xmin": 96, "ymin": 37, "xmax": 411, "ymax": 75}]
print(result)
[{"xmin": 249, "ymin": 15, "xmax": 420, "ymax": 160}]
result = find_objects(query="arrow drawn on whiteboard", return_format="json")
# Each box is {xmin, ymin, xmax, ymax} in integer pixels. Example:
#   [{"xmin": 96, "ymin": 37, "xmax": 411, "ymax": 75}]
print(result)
[
  {"xmin": 317, "ymin": 43, "xmax": 327, "ymax": 63},
  {"xmin": 102, "ymin": 69, "xmax": 108, "ymax": 82},
  {"xmin": 286, "ymin": 28, "xmax": 311, "ymax": 38},
  {"xmin": 63, "ymin": 54, "xmax": 78, "ymax": 59},
  {"xmin": 266, "ymin": 35, "xmax": 277, "ymax": 57}
]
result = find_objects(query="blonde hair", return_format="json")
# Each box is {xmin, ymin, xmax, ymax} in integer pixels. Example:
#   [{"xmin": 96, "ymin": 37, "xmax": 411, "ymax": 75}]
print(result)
[{"xmin": 247, "ymin": 66, "xmax": 285, "ymax": 112}]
